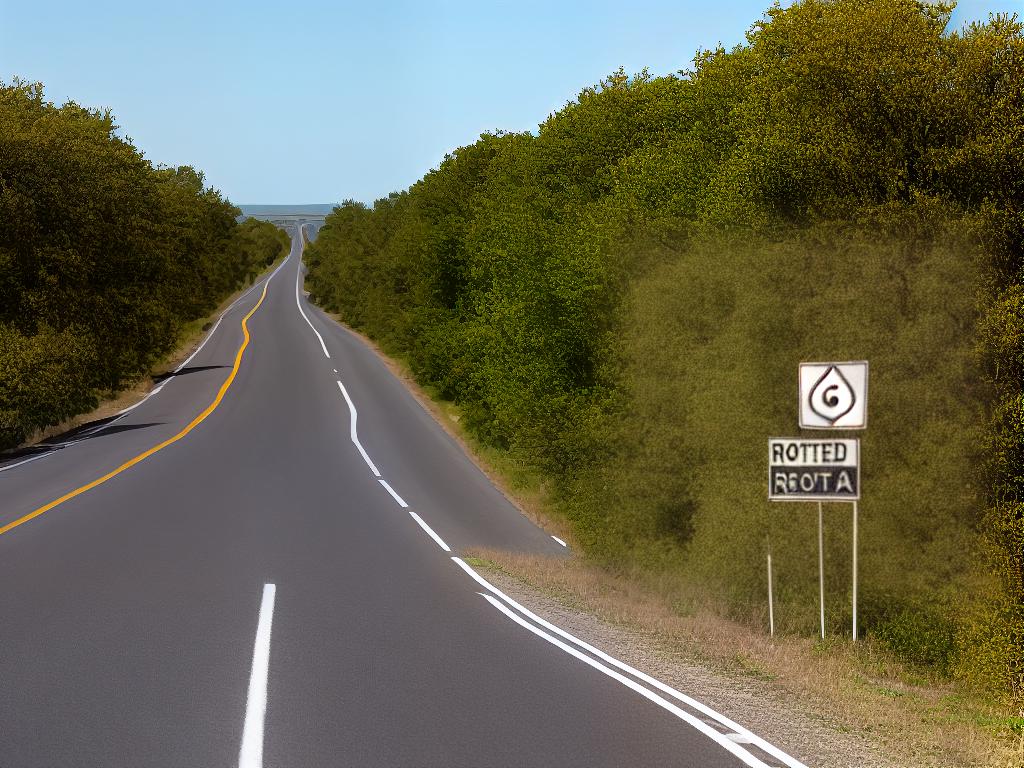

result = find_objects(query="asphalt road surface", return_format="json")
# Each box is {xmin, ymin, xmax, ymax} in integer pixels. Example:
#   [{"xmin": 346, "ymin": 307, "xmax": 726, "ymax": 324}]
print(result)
[{"xmin": 0, "ymin": 227, "xmax": 808, "ymax": 768}]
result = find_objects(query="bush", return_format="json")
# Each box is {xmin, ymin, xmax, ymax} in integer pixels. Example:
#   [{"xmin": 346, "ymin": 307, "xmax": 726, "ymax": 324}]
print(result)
[
  {"xmin": 0, "ymin": 80, "xmax": 290, "ymax": 449},
  {"xmin": 304, "ymin": 1, "xmax": 1024, "ymax": 699}
]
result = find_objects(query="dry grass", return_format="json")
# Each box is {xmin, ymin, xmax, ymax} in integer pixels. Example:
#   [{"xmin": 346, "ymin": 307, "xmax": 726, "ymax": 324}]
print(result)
[{"xmin": 466, "ymin": 548, "xmax": 1024, "ymax": 768}]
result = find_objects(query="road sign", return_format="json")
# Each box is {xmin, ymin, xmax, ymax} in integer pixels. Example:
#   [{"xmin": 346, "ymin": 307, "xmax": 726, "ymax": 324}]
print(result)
[
  {"xmin": 799, "ymin": 361, "xmax": 868, "ymax": 429},
  {"xmin": 769, "ymin": 438, "xmax": 860, "ymax": 501}
]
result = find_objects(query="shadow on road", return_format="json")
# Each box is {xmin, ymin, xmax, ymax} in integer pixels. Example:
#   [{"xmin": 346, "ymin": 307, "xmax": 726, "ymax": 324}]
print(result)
[
  {"xmin": 152, "ymin": 365, "xmax": 227, "ymax": 383},
  {"xmin": 0, "ymin": 420, "xmax": 164, "ymax": 469}
]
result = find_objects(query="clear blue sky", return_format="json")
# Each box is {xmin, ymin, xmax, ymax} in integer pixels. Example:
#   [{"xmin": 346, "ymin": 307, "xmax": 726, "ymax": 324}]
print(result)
[{"xmin": 1, "ymin": 0, "xmax": 1017, "ymax": 205}]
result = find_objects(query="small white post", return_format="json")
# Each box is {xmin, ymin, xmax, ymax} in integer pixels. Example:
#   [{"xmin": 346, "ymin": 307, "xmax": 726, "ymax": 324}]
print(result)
[
  {"xmin": 767, "ymin": 545, "xmax": 775, "ymax": 638},
  {"xmin": 852, "ymin": 500, "xmax": 858, "ymax": 642},
  {"xmin": 818, "ymin": 501, "xmax": 826, "ymax": 640}
]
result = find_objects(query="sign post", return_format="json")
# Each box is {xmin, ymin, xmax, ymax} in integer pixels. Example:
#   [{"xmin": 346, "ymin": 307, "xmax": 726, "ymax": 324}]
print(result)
[
  {"xmin": 797, "ymin": 360, "xmax": 868, "ymax": 642},
  {"xmin": 852, "ymin": 500, "xmax": 858, "ymax": 641},
  {"xmin": 818, "ymin": 501, "xmax": 825, "ymax": 640},
  {"xmin": 768, "ymin": 361, "xmax": 867, "ymax": 642},
  {"xmin": 769, "ymin": 437, "xmax": 860, "ymax": 639}
]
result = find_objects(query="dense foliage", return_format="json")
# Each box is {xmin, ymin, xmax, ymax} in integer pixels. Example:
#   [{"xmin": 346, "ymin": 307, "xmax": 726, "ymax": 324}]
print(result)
[
  {"xmin": 305, "ymin": 1, "xmax": 1023, "ymax": 698},
  {"xmin": 0, "ymin": 81, "xmax": 289, "ymax": 449}
]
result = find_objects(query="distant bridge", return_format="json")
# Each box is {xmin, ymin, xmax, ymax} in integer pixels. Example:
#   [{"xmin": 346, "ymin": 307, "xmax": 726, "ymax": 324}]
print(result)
[
  {"xmin": 244, "ymin": 212, "xmax": 328, "ymax": 224},
  {"xmin": 245, "ymin": 213, "xmax": 329, "ymax": 221},
  {"xmin": 242, "ymin": 212, "xmax": 328, "ymax": 237}
]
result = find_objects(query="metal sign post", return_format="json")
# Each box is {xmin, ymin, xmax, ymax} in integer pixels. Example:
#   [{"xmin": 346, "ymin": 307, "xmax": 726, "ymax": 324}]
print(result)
[
  {"xmin": 818, "ymin": 501, "xmax": 825, "ymax": 640},
  {"xmin": 797, "ymin": 360, "xmax": 868, "ymax": 643},
  {"xmin": 852, "ymin": 500, "xmax": 858, "ymax": 641},
  {"xmin": 769, "ymin": 437, "xmax": 860, "ymax": 640},
  {"xmin": 767, "ymin": 360, "xmax": 867, "ymax": 643}
]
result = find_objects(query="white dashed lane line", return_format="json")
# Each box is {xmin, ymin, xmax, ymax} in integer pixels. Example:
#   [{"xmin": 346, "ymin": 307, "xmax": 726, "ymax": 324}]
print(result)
[
  {"xmin": 378, "ymin": 479, "xmax": 409, "ymax": 508},
  {"xmin": 239, "ymin": 583, "xmax": 277, "ymax": 768}
]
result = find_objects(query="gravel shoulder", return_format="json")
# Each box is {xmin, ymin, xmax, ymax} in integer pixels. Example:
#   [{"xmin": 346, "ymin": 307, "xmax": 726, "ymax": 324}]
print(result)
[{"xmin": 474, "ymin": 559, "xmax": 898, "ymax": 768}]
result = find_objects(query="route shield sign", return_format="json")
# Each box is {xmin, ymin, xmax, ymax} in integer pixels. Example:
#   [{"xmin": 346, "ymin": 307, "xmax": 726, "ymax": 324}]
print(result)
[
  {"xmin": 799, "ymin": 361, "xmax": 868, "ymax": 429},
  {"xmin": 769, "ymin": 438, "xmax": 860, "ymax": 501}
]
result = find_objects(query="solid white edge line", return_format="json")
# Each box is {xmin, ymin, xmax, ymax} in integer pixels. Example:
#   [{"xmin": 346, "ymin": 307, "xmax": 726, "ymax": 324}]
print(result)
[
  {"xmin": 173, "ymin": 315, "xmax": 224, "ymax": 374},
  {"xmin": 408, "ymin": 511, "xmax": 451, "ymax": 552},
  {"xmin": 378, "ymin": 479, "xmax": 409, "ymax": 508},
  {"xmin": 239, "ymin": 583, "xmax": 276, "ymax": 768},
  {"xmin": 551, "ymin": 535, "xmax": 567, "ymax": 547},
  {"xmin": 0, "ymin": 259, "xmax": 290, "ymax": 475},
  {"xmin": 335, "ymin": 381, "xmax": 381, "ymax": 477},
  {"xmin": 294, "ymin": 246, "xmax": 330, "ymax": 358},
  {"xmin": 478, "ymin": 592, "xmax": 771, "ymax": 768},
  {"xmin": 0, "ymin": 452, "xmax": 50, "ymax": 473},
  {"xmin": 451, "ymin": 557, "xmax": 808, "ymax": 768}
]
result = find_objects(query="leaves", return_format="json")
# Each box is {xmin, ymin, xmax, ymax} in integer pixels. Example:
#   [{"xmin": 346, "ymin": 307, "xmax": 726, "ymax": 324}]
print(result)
[
  {"xmin": 303, "ymin": 0, "xmax": 1023, "ymax": 697},
  {"xmin": 0, "ymin": 80, "xmax": 289, "ymax": 448}
]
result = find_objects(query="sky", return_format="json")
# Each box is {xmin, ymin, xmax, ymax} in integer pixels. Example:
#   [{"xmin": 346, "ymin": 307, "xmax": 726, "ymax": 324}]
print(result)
[{"xmin": 1, "ymin": 0, "xmax": 1019, "ymax": 205}]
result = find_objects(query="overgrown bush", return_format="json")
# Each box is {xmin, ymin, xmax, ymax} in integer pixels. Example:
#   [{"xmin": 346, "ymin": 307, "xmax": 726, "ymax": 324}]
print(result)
[{"xmin": 305, "ymin": 0, "xmax": 1023, "ymax": 700}]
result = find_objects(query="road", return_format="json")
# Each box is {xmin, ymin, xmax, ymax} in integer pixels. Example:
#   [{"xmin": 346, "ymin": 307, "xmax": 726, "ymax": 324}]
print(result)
[{"xmin": 0, "ymin": 228, "xmax": 807, "ymax": 768}]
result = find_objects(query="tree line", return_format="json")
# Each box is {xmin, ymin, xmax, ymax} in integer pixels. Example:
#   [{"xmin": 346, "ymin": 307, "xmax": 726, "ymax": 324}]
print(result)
[
  {"xmin": 0, "ymin": 80, "xmax": 290, "ymax": 450},
  {"xmin": 306, "ymin": 0, "xmax": 1022, "ymax": 700}
]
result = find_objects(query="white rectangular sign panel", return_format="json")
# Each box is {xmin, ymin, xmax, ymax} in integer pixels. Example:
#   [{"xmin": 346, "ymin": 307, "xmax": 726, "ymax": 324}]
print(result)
[
  {"xmin": 799, "ymin": 361, "xmax": 868, "ymax": 429},
  {"xmin": 769, "ymin": 438, "xmax": 860, "ymax": 501}
]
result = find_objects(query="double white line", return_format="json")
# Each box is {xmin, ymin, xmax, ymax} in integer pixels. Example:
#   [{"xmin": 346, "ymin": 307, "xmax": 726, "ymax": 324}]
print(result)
[{"xmin": 452, "ymin": 557, "xmax": 808, "ymax": 768}]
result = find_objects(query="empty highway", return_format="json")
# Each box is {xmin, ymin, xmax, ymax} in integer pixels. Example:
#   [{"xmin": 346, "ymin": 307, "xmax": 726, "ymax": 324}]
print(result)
[{"xmin": 0, "ymin": 228, "xmax": 806, "ymax": 768}]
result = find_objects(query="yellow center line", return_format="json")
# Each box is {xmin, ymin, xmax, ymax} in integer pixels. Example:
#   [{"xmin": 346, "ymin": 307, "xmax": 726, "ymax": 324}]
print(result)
[{"xmin": 0, "ymin": 278, "xmax": 272, "ymax": 538}]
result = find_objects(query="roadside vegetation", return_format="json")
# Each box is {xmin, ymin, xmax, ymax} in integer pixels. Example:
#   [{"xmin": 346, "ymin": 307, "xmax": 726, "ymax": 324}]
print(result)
[
  {"xmin": 0, "ymin": 80, "xmax": 290, "ymax": 450},
  {"xmin": 304, "ymin": 0, "xmax": 1024, "ymax": 713}
]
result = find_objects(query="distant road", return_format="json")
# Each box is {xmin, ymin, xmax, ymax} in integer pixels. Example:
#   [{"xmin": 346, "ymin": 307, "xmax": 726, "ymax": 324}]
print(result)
[{"xmin": 0, "ymin": 228, "xmax": 806, "ymax": 767}]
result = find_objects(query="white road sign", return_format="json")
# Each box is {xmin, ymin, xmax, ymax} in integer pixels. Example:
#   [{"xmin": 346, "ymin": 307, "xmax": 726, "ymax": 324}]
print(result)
[
  {"xmin": 769, "ymin": 438, "xmax": 860, "ymax": 501},
  {"xmin": 799, "ymin": 361, "xmax": 868, "ymax": 429}
]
